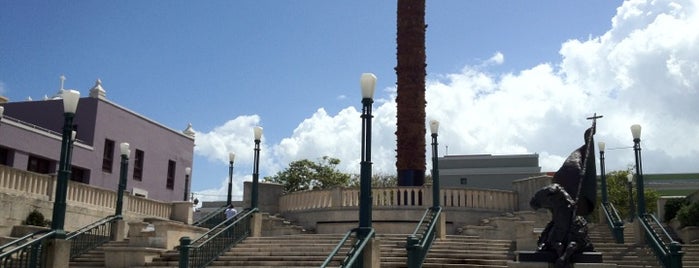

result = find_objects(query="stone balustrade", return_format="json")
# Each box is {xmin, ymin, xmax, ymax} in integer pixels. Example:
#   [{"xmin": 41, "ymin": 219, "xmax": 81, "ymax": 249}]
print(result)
[
  {"xmin": 127, "ymin": 195, "xmax": 172, "ymax": 219},
  {"xmin": 279, "ymin": 186, "xmax": 517, "ymax": 212},
  {"xmin": 0, "ymin": 167, "xmax": 52, "ymax": 199},
  {"xmin": 0, "ymin": 165, "xmax": 184, "ymax": 232},
  {"xmin": 68, "ymin": 180, "xmax": 117, "ymax": 209}
]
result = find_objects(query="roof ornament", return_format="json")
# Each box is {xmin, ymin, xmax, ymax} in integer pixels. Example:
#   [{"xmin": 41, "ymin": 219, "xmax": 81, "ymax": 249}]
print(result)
[
  {"xmin": 60, "ymin": 75, "xmax": 66, "ymax": 90},
  {"xmin": 89, "ymin": 78, "xmax": 107, "ymax": 99},
  {"xmin": 51, "ymin": 75, "xmax": 67, "ymax": 99},
  {"xmin": 183, "ymin": 123, "xmax": 196, "ymax": 137}
]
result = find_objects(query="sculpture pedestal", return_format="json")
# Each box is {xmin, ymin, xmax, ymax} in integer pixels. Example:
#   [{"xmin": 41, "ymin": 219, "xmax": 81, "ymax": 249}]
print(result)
[
  {"xmin": 517, "ymin": 251, "xmax": 603, "ymax": 263},
  {"xmin": 509, "ymin": 251, "xmax": 615, "ymax": 268},
  {"xmin": 508, "ymin": 261, "xmax": 616, "ymax": 268}
]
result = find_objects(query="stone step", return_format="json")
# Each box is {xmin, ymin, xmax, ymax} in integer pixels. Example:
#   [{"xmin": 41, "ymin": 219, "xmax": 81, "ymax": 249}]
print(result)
[{"xmin": 569, "ymin": 223, "xmax": 663, "ymax": 268}]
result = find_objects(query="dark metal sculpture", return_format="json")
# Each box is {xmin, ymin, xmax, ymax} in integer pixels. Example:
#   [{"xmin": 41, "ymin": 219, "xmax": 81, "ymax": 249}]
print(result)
[
  {"xmin": 531, "ymin": 184, "xmax": 594, "ymax": 268},
  {"xmin": 529, "ymin": 114, "xmax": 602, "ymax": 268}
]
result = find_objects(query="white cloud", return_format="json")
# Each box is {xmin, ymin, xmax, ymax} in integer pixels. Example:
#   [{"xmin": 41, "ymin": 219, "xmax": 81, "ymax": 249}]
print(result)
[
  {"xmin": 194, "ymin": 114, "xmax": 266, "ymax": 166},
  {"xmin": 484, "ymin": 51, "xmax": 505, "ymax": 66},
  {"xmin": 193, "ymin": 0, "xmax": 699, "ymax": 201}
]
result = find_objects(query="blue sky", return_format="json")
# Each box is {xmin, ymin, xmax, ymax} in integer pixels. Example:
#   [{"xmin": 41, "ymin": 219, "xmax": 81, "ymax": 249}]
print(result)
[{"xmin": 3, "ymin": 0, "xmax": 698, "ymax": 202}]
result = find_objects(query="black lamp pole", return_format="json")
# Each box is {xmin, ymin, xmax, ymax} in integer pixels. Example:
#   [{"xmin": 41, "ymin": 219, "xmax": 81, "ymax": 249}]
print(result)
[
  {"xmin": 627, "ymin": 173, "xmax": 635, "ymax": 222},
  {"xmin": 51, "ymin": 89, "xmax": 80, "ymax": 238},
  {"xmin": 631, "ymin": 124, "xmax": 646, "ymax": 216},
  {"xmin": 599, "ymin": 142, "xmax": 608, "ymax": 204},
  {"xmin": 430, "ymin": 120, "xmax": 440, "ymax": 208},
  {"xmin": 251, "ymin": 127, "xmax": 262, "ymax": 209},
  {"xmin": 183, "ymin": 167, "xmax": 191, "ymax": 201},
  {"xmin": 228, "ymin": 152, "xmax": 235, "ymax": 205},
  {"xmin": 358, "ymin": 73, "xmax": 376, "ymax": 238},
  {"xmin": 0, "ymin": 106, "xmax": 3, "ymax": 140},
  {"xmin": 115, "ymin": 143, "xmax": 129, "ymax": 217}
]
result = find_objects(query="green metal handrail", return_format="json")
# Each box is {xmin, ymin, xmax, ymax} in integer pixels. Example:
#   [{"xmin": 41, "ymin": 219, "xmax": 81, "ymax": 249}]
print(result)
[
  {"xmin": 192, "ymin": 205, "xmax": 227, "ymax": 229},
  {"xmin": 406, "ymin": 206, "xmax": 441, "ymax": 268},
  {"xmin": 320, "ymin": 227, "xmax": 375, "ymax": 268},
  {"xmin": 179, "ymin": 208, "xmax": 256, "ymax": 268},
  {"xmin": 0, "ymin": 230, "xmax": 55, "ymax": 267},
  {"xmin": 0, "ymin": 229, "xmax": 51, "ymax": 254},
  {"xmin": 639, "ymin": 214, "xmax": 683, "ymax": 268},
  {"xmin": 66, "ymin": 215, "xmax": 121, "ymax": 258},
  {"xmin": 601, "ymin": 202, "xmax": 625, "ymax": 243}
]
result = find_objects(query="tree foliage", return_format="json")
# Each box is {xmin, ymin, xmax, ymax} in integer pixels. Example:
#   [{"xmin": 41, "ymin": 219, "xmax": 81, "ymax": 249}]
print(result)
[
  {"xmin": 677, "ymin": 201, "xmax": 699, "ymax": 227},
  {"xmin": 348, "ymin": 173, "xmax": 399, "ymax": 188},
  {"xmin": 264, "ymin": 156, "xmax": 350, "ymax": 193},
  {"xmin": 605, "ymin": 169, "xmax": 660, "ymax": 219},
  {"xmin": 664, "ymin": 198, "xmax": 690, "ymax": 222}
]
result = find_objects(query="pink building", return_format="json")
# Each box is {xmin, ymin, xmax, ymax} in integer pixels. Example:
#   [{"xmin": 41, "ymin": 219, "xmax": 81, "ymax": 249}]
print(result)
[{"xmin": 0, "ymin": 80, "xmax": 195, "ymax": 202}]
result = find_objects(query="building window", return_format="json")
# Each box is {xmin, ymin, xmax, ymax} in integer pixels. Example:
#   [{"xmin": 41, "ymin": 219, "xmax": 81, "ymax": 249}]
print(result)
[
  {"xmin": 70, "ymin": 166, "xmax": 90, "ymax": 184},
  {"xmin": 460, "ymin": 177, "xmax": 468, "ymax": 185},
  {"xmin": 0, "ymin": 147, "xmax": 11, "ymax": 166},
  {"xmin": 27, "ymin": 156, "xmax": 52, "ymax": 174},
  {"xmin": 102, "ymin": 139, "xmax": 115, "ymax": 173},
  {"xmin": 166, "ymin": 160, "xmax": 176, "ymax": 190},
  {"xmin": 133, "ymin": 149, "xmax": 144, "ymax": 181}
]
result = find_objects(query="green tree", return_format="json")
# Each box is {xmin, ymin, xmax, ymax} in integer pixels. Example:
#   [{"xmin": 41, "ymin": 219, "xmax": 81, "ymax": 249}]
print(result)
[
  {"xmin": 348, "ymin": 173, "xmax": 399, "ymax": 188},
  {"xmin": 606, "ymin": 169, "xmax": 660, "ymax": 219},
  {"xmin": 264, "ymin": 156, "xmax": 350, "ymax": 193}
]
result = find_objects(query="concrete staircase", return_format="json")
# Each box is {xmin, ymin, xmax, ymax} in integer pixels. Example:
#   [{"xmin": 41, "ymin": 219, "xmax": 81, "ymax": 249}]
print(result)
[
  {"xmin": 683, "ymin": 243, "xmax": 699, "ymax": 268},
  {"xmin": 62, "ymin": 213, "xmax": 699, "ymax": 268},
  {"xmin": 68, "ymin": 240, "xmax": 130, "ymax": 268},
  {"xmin": 382, "ymin": 234, "xmax": 514, "ymax": 267},
  {"xmin": 139, "ymin": 233, "xmax": 514, "ymax": 268},
  {"xmin": 588, "ymin": 222, "xmax": 661, "ymax": 268}
]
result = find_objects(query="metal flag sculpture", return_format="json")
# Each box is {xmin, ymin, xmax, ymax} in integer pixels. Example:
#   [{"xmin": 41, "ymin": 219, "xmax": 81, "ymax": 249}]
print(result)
[{"xmin": 529, "ymin": 114, "xmax": 602, "ymax": 268}]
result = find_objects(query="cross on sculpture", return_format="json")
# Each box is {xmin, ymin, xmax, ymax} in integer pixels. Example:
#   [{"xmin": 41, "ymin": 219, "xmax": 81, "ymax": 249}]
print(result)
[{"xmin": 586, "ymin": 113, "xmax": 603, "ymax": 131}]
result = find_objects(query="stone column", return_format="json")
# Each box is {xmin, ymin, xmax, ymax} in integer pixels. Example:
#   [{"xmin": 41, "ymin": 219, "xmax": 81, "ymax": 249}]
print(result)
[
  {"xmin": 363, "ymin": 237, "xmax": 381, "ymax": 268},
  {"xmin": 251, "ymin": 213, "xmax": 263, "ymax": 237},
  {"xmin": 170, "ymin": 201, "xmax": 193, "ymax": 224},
  {"xmin": 43, "ymin": 238, "xmax": 71, "ymax": 268},
  {"xmin": 110, "ymin": 219, "xmax": 127, "ymax": 241},
  {"xmin": 436, "ymin": 211, "xmax": 447, "ymax": 239}
]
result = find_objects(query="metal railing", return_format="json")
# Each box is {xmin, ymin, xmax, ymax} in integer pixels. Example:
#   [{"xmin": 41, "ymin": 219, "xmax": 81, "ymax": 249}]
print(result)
[
  {"xmin": 0, "ymin": 214, "xmax": 120, "ymax": 266},
  {"xmin": 406, "ymin": 206, "xmax": 441, "ymax": 268},
  {"xmin": 639, "ymin": 214, "xmax": 683, "ymax": 268},
  {"xmin": 0, "ymin": 230, "xmax": 55, "ymax": 268},
  {"xmin": 192, "ymin": 205, "xmax": 227, "ymax": 229},
  {"xmin": 320, "ymin": 227, "xmax": 375, "ymax": 268},
  {"xmin": 179, "ymin": 208, "xmax": 256, "ymax": 268},
  {"xmin": 66, "ymin": 215, "xmax": 121, "ymax": 258},
  {"xmin": 601, "ymin": 202, "xmax": 625, "ymax": 243}
]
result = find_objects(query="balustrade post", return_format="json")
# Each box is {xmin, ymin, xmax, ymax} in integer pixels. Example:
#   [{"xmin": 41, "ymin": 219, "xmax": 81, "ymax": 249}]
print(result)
[
  {"xmin": 406, "ymin": 235, "xmax": 421, "ymax": 268},
  {"xmin": 668, "ymin": 241, "xmax": 683, "ymax": 268},
  {"xmin": 330, "ymin": 188, "xmax": 342, "ymax": 208},
  {"xmin": 178, "ymin": 236, "xmax": 191, "ymax": 268}
]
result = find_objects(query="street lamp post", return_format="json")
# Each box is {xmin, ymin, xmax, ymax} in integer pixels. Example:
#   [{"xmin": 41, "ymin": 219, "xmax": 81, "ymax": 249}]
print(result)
[
  {"xmin": 183, "ymin": 167, "xmax": 191, "ymax": 201},
  {"xmin": 0, "ymin": 106, "xmax": 3, "ymax": 138},
  {"xmin": 429, "ymin": 120, "xmax": 440, "ymax": 208},
  {"xmin": 115, "ymin": 143, "xmax": 130, "ymax": 217},
  {"xmin": 51, "ymin": 89, "xmax": 80, "ymax": 238},
  {"xmin": 66, "ymin": 130, "xmax": 77, "ymax": 172},
  {"xmin": 631, "ymin": 124, "xmax": 646, "ymax": 216},
  {"xmin": 251, "ymin": 126, "xmax": 263, "ymax": 209},
  {"xmin": 228, "ymin": 152, "xmax": 235, "ymax": 205},
  {"xmin": 358, "ymin": 73, "xmax": 376, "ymax": 237},
  {"xmin": 598, "ymin": 141, "xmax": 608, "ymax": 204},
  {"xmin": 627, "ymin": 173, "xmax": 635, "ymax": 222}
]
